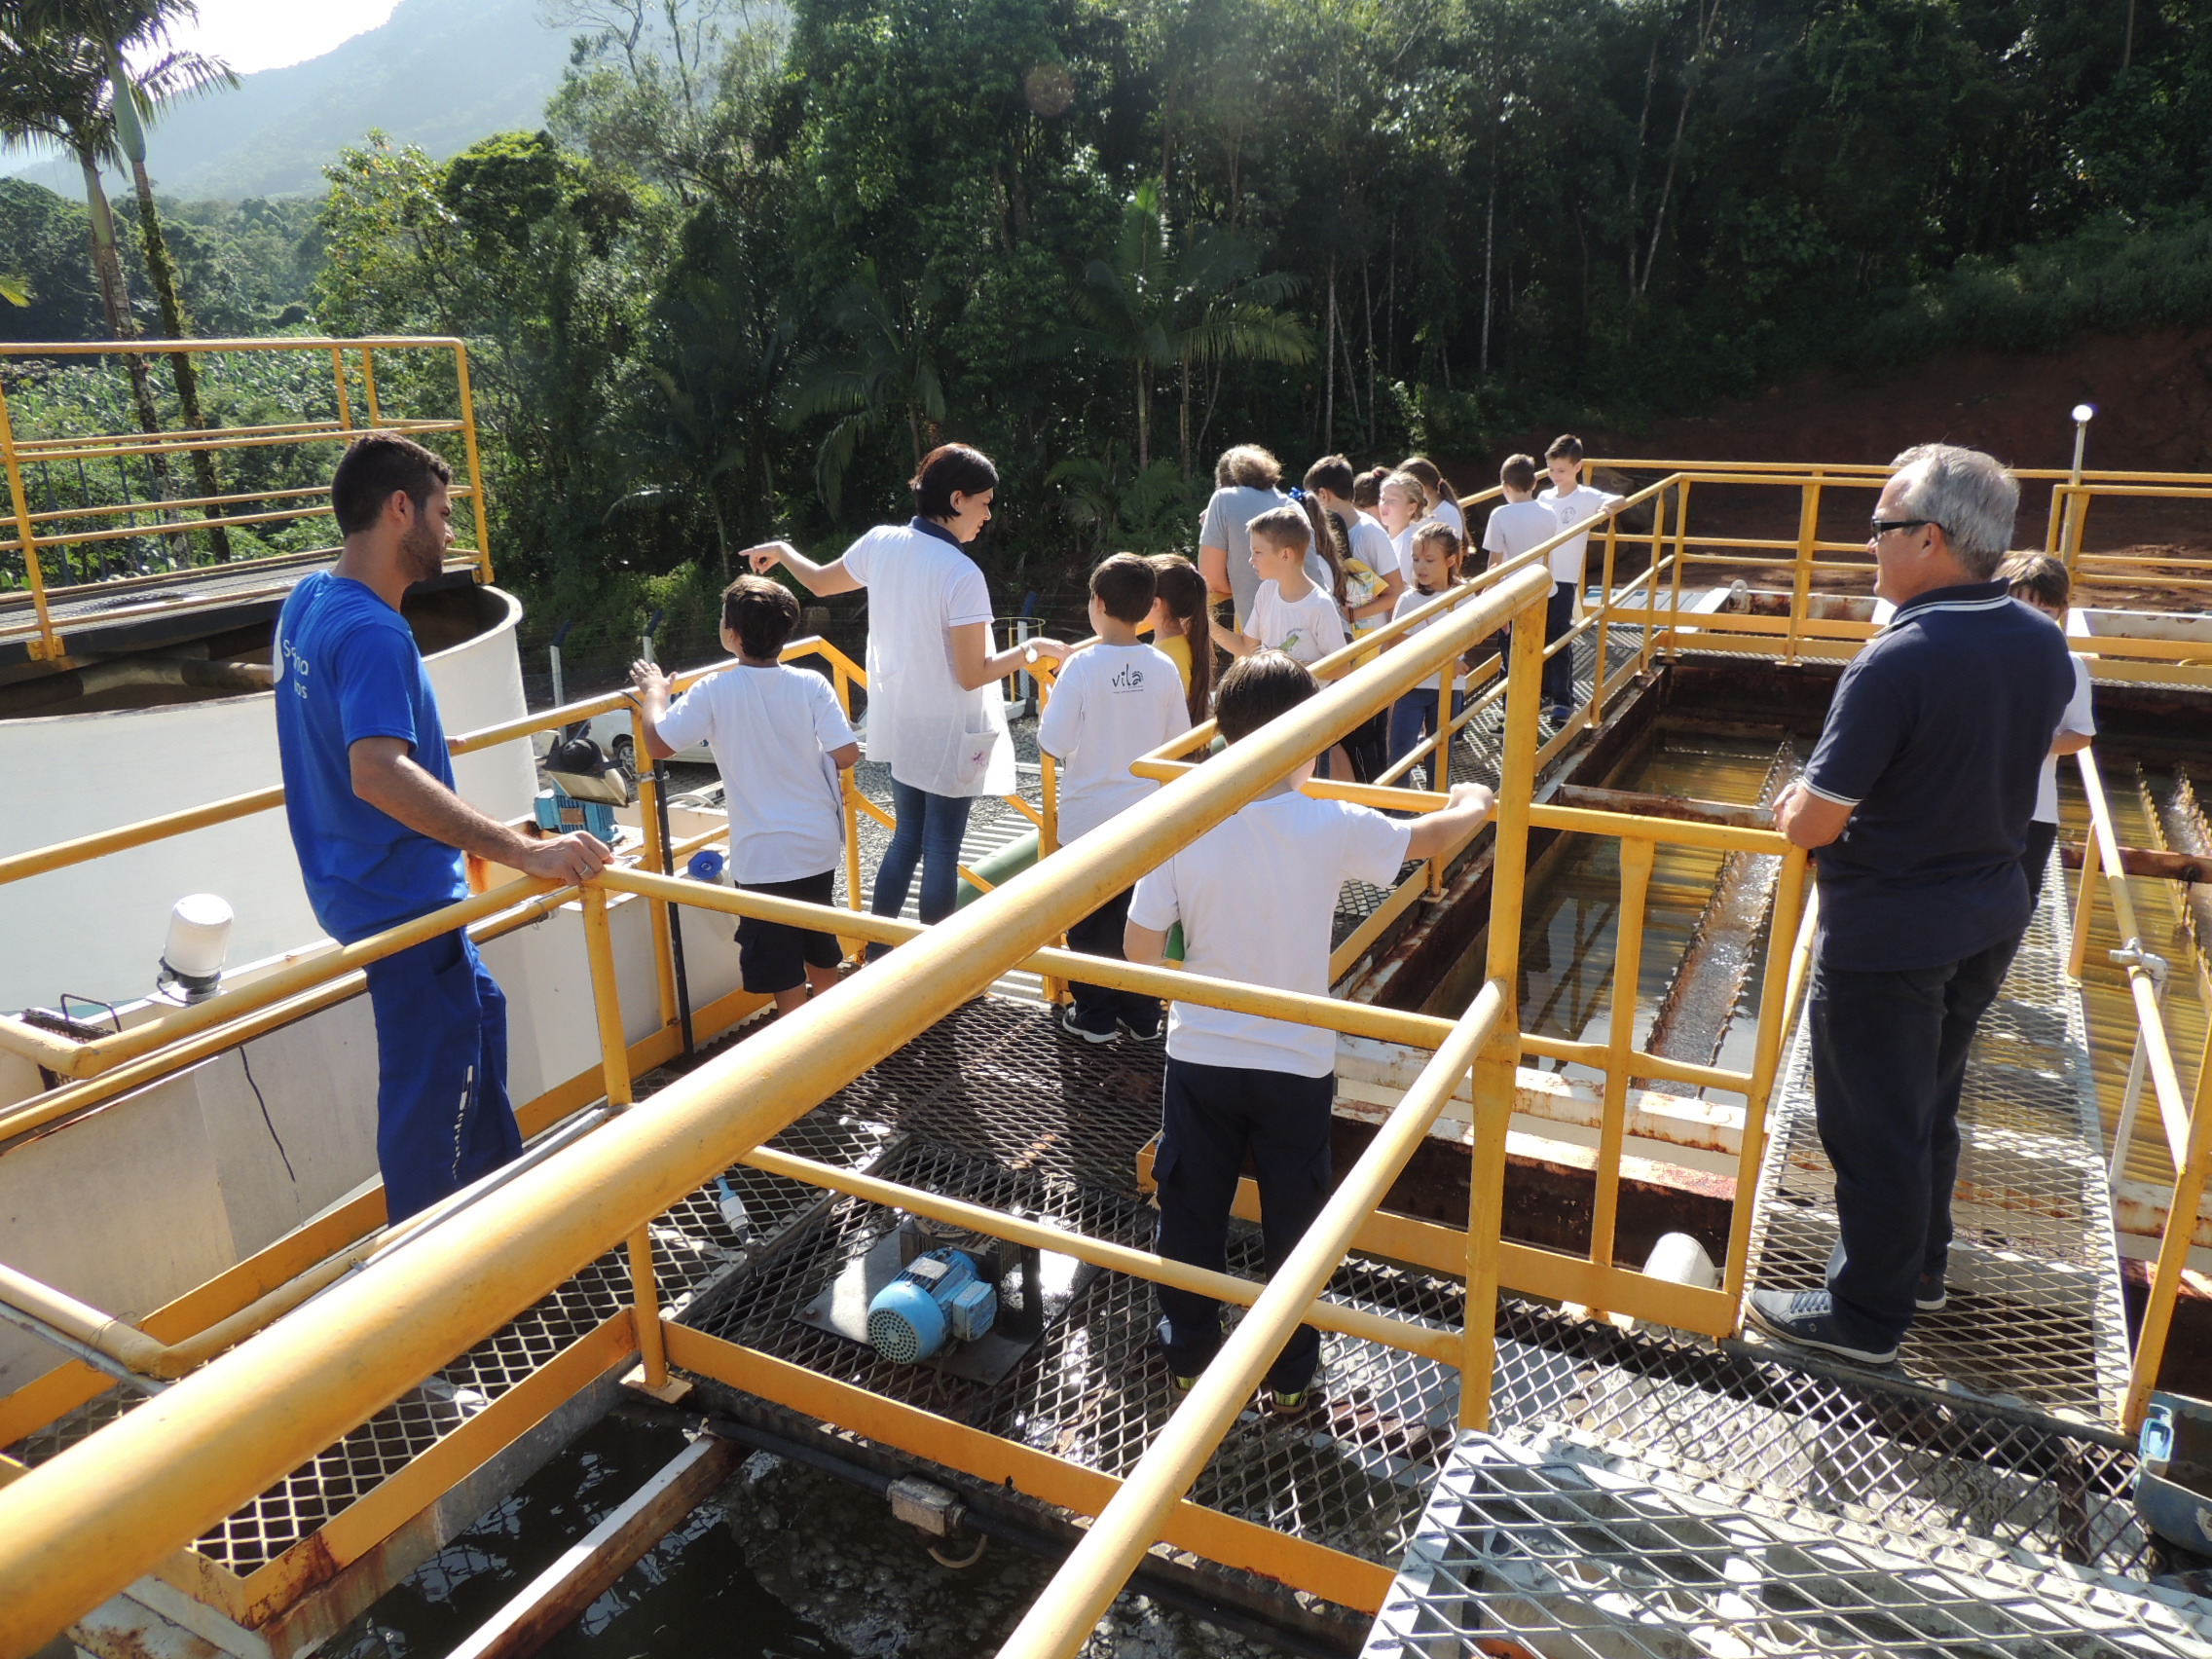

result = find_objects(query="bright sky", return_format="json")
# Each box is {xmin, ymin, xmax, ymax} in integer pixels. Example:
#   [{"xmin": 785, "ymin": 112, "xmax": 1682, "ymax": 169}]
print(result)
[{"xmin": 158, "ymin": 0, "xmax": 402, "ymax": 75}]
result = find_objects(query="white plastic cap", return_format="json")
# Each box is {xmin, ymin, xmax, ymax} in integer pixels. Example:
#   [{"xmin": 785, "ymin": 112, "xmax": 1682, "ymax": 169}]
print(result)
[
  {"xmin": 163, "ymin": 894, "xmax": 234, "ymax": 980},
  {"xmin": 2073, "ymin": 403, "xmax": 2096, "ymax": 424}
]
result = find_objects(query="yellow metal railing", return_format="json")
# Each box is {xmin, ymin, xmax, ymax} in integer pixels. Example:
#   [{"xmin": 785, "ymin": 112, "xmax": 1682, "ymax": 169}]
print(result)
[
  {"xmin": 1, "ymin": 446, "xmax": 2207, "ymax": 1652},
  {"xmin": 0, "ymin": 337, "xmax": 492, "ymax": 662},
  {"xmin": 0, "ymin": 561, "xmax": 1554, "ymax": 1654},
  {"xmin": 2070, "ymin": 746, "xmax": 2212, "ymax": 1430}
]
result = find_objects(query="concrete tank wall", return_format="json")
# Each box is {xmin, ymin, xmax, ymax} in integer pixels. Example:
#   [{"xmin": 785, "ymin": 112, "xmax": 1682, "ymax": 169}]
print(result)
[{"xmin": 0, "ymin": 585, "xmax": 535, "ymax": 1015}]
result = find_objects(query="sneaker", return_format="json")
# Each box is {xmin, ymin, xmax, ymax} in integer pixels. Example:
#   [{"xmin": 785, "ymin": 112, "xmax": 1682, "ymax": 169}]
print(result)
[
  {"xmin": 1916, "ymin": 1272, "xmax": 1947, "ymax": 1312},
  {"xmin": 1743, "ymin": 1287, "xmax": 1899, "ymax": 1366},
  {"xmin": 1059, "ymin": 1006, "xmax": 1118, "ymax": 1046},
  {"xmin": 1547, "ymin": 704, "xmax": 1574, "ymax": 728},
  {"xmin": 1119, "ymin": 1011, "xmax": 1163, "ymax": 1043},
  {"xmin": 1169, "ymin": 1371, "xmax": 1199, "ymax": 1396}
]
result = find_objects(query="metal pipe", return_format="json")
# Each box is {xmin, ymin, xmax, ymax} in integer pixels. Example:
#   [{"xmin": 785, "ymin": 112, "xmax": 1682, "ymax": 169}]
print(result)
[
  {"xmin": 991, "ymin": 979, "xmax": 1507, "ymax": 1659},
  {"xmin": 1589, "ymin": 836, "xmax": 1655, "ymax": 1293},
  {"xmin": 0, "ymin": 566, "xmax": 1554, "ymax": 1655}
]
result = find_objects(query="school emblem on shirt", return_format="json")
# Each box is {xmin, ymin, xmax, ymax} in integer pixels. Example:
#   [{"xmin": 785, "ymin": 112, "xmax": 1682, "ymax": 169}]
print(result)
[{"xmin": 1110, "ymin": 662, "xmax": 1145, "ymax": 689}]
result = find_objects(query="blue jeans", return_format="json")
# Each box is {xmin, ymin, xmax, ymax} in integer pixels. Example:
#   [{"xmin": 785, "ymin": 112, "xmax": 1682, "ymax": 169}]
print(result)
[
  {"xmin": 1387, "ymin": 687, "xmax": 1466, "ymax": 769},
  {"xmin": 869, "ymin": 778, "xmax": 972, "ymax": 956}
]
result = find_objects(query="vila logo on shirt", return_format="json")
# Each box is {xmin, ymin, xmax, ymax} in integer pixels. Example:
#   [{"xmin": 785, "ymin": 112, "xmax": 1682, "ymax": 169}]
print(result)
[{"xmin": 1110, "ymin": 662, "xmax": 1146, "ymax": 690}]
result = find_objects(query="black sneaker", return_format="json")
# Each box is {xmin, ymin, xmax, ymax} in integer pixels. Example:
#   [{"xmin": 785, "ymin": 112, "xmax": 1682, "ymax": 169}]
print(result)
[
  {"xmin": 1744, "ymin": 1287, "xmax": 1899, "ymax": 1366},
  {"xmin": 1264, "ymin": 1384, "xmax": 1318, "ymax": 1419},
  {"xmin": 1916, "ymin": 1272, "xmax": 1947, "ymax": 1312},
  {"xmin": 1119, "ymin": 1011, "xmax": 1163, "ymax": 1043},
  {"xmin": 1059, "ymin": 1006, "xmax": 1118, "ymax": 1046}
]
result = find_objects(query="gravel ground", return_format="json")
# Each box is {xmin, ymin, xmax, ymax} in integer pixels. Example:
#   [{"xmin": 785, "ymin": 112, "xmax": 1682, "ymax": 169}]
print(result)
[{"xmin": 715, "ymin": 1451, "xmax": 1303, "ymax": 1659}]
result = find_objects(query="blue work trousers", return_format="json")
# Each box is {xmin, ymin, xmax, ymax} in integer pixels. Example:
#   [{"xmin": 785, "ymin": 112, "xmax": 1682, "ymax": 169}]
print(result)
[
  {"xmin": 1498, "ymin": 582, "xmax": 1578, "ymax": 711},
  {"xmin": 1809, "ymin": 933, "xmax": 2019, "ymax": 1346},
  {"xmin": 869, "ymin": 778, "xmax": 973, "ymax": 958},
  {"xmin": 1155, "ymin": 1057, "xmax": 1335, "ymax": 1393},
  {"xmin": 364, "ymin": 930, "xmax": 520, "ymax": 1224}
]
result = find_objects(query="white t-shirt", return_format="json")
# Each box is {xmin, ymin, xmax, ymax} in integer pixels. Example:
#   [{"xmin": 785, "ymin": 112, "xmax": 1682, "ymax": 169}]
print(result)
[
  {"xmin": 657, "ymin": 664, "xmax": 856, "ymax": 883},
  {"xmin": 1482, "ymin": 499, "xmax": 1561, "ymax": 583},
  {"xmin": 1534, "ymin": 483, "xmax": 1624, "ymax": 593},
  {"xmin": 1035, "ymin": 643, "xmax": 1192, "ymax": 843},
  {"xmin": 1247, "ymin": 579, "xmax": 1346, "ymax": 666},
  {"xmin": 1430, "ymin": 494, "xmax": 1467, "ymax": 546},
  {"xmin": 2034, "ymin": 653, "xmax": 2095, "ymax": 825},
  {"xmin": 1128, "ymin": 792, "xmax": 1413, "ymax": 1075},
  {"xmin": 1200, "ymin": 484, "xmax": 1333, "ymax": 625},
  {"xmin": 841, "ymin": 521, "xmax": 1014, "ymax": 798},
  {"xmin": 1389, "ymin": 583, "xmax": 1464, "ymax": 694},
  {"xmin": 1348, "ymin": 511, "xmax": 1399, "ymax": 587}
]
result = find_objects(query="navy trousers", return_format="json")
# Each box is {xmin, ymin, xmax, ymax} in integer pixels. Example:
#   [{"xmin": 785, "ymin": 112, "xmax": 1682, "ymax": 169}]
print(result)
[
  {"xmin": 1499, "ymin": 583, "xmax": 1577, "ymax": 710},
  {"xmin": 1809, "ymin": 934, "xmax": 2019, "ymax": 1346},
  {"xmin": 2020, "ymin": 819, "xmax": 2059, "ymax": 909},
  {"xmin": 364, "ymin": 930, "xmax": 520, "ymax": 1224},
  {"xmin": 1155, "ymin": 1057, "xmax": 1335, "ymax": 1393},
  {"xmin": 1064, "ymin": 886, "xmax": 1161, "ymax": 1036}
]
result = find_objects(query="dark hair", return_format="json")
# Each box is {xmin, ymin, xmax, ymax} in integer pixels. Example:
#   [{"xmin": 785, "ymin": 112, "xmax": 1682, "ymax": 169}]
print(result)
[
  {"xmin": 1305, "ymin": 454, "xmax": 1357, "ymax": 500},
  {"xmin": 1294, "ymin": 494, "xmax": 1350, "ymax": 606},
  {"xmin": 1399, "ymin": 456, "xmax": 1453, "ymax": 512},
  {"xmin": 723, "ymin": 573, "xmax": 799, "ymax": 659},
  {"xmin": 1499, "ymin": 453, "xmax": 1537, "ymax": 494},
  {"xmin": 1215, "ymin": 444, "xmax": 1281, "ymax": 490},
  {"xmin": 1147, "ymin": 554, "xmax": 1214, "ymax": 725},
  {"xmin": 331, "ymin": 431, "xmax": 452, "ymax": 537},
  {"xmin": 1410, "ymin": 518, "xmax": 1463, "ymax": 583},
  {"xmin": 911, "ymin": 443, "xmax": 998, "ymax": 520},
  {"xmin": 1999, "ymin": 551, "xmax": 2071, "ymax": 610},
  {"xmin": 1351, "ymin": 467, "xmax": 1386, "ymax": 511},
  {"xmin": 1090, "ymin": 552, "xmax": 1157, "ymax": 624},
  {"xmin": 1215, "ymin": 650, "xmax": 1318, "ymax": 744},
  {"xmin": 1544, "ymin": 433, "xmax": 1584, "ymax": 464}
]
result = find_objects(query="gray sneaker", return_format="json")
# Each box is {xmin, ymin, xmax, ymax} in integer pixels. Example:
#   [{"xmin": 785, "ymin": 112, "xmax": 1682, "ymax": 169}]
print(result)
[
  {"xmin": 1916, "ymin": 1272, "xmax": 1947, "ymax": 1312},
  {"xmin": 1744, "ymin": 1287, "xmax": 1899, "ymax": 1366}
]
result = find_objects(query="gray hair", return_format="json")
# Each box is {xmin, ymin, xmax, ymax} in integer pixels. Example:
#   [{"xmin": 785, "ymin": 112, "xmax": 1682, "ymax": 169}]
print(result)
[{"xmin": 1888, "ymin": 444, "xmax": 2018, "ymax": 578}]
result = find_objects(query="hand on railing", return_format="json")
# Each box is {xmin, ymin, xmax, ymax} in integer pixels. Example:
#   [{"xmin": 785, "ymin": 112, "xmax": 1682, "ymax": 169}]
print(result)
[{"xmin": 518, "ymin": 830, "xmax": 615, "ymax": 886}]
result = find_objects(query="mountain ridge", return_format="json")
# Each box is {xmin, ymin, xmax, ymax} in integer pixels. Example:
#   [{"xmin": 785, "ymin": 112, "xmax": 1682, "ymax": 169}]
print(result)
[{"xmin": 11, "ymin": 0, "xmax": 577, "ymax": 201}]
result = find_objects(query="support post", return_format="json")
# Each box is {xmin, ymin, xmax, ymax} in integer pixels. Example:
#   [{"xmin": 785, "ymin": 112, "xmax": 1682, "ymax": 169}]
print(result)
[
  {"xmin": 0, "ymin": 374, "xmax": 57, "ymax": 661},
  {"xmin": 1586, "ymin": 513, "xmax": 1617, "ymax": 730},
  {"xmin": 1588, "ymin": 835, "xmax": 1655, "ymax": 1301},
  {"xmin": 2126, "ymin": 1020, "xmax": 2212, "ymax": 1431},
  {"xmin": 455, "ymin": 340, "xmax": 495, "ymax": 583},
  {"xmin": 1461, "ymin": 580, "xmax": 1545, "ymax": 1428},
  {"xmin": 1666, "ymin": 480, "xmax": 1691, "ymax": 662},
  {"xmin": 1785, "ymin": 473, "xmax": 1823, "ymax": 666}
]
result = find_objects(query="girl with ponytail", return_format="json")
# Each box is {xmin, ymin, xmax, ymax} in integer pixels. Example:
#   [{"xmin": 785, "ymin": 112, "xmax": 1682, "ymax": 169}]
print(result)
[{"xmin": 1146, "ymin": 554, "xmax": 1215, "ymax": 726}]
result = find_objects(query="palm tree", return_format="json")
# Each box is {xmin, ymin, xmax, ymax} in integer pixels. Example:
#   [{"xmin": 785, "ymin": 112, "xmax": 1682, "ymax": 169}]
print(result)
[
  {"xmin": 23, "ymin": 0, "xmax": 237, "ymax": 557},
  {"xmin": 0, "ymin": 20, "xmax": 168, "ymax": 488},
  {"xmin": 786, "ymin": 260, "xmax": 947, "ymax": 516},
  {"xmin": 1067, "ymin": 179, "xmax": 1310, "ymax": 474}
]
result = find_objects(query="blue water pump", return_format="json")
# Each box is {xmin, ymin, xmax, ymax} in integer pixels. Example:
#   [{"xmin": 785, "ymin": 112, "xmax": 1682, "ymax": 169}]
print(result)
[{"xmin": 866, "ymin": 1248, "xmax": 998, "ymax": 1362}]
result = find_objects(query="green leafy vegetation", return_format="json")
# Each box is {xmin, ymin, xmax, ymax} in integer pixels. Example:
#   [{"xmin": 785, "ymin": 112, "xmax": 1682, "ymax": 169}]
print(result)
[{"xmin": 1, "ymin": 0, "xmax": 2208, "ymax": 676}]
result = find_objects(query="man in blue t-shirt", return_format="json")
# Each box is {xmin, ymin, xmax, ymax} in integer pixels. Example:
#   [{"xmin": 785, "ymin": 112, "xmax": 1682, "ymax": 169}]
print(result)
[
  {"xmin": 1746, "ymin": 444, "xmax": 2072, "ymax": 1367},
  {"xmin": 275, "ymin": 433, "xmax": 610, "ymax": 1222}
]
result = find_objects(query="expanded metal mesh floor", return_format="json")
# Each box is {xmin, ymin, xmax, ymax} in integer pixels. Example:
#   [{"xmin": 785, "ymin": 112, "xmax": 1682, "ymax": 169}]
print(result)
[
  {"xmin": 1362, "ymin": 1431, "xmax": 2212, "ymax": 1658},
  {"xmin": 1743, "ymin": 858, "xmax": 2133, "ymax": 1421}
]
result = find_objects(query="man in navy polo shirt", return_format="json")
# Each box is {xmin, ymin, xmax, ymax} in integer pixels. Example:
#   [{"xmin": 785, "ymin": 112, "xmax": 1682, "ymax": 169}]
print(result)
[
  {"xmin": 275, "ymin": 433, "xmax": 611, "ymax": 1222},
  {"xmin": 1746, "ymin": 444, "xmax": 2072, "ymax": 1366}
]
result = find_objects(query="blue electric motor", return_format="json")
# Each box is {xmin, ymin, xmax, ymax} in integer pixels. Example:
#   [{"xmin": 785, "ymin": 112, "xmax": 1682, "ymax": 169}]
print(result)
[{"xmin": 866, "ymin": 1248, "xmax": 998, "ymax": 1362}]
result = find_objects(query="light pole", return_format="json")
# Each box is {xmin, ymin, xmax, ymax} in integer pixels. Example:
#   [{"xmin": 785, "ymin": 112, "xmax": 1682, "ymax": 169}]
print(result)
[
  {"xmin": 2060, "ymin": 403, "xmax": 2095, "ymax": 571},
  {"xmin": 548, "ymin": 617, "xmax": 573, "ymax": 708}
]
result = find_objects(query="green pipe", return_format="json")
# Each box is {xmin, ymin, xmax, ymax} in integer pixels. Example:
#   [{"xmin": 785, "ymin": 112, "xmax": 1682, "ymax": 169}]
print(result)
[{"xmin": 956, "ymin": 830, "xmax": 1041, "ymax": 908}]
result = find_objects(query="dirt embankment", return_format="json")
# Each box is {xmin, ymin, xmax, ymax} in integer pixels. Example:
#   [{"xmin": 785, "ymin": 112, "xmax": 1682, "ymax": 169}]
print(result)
[{"xmin": 1463, "ymin": 327, "xmax": 2212, "ymax": 599}]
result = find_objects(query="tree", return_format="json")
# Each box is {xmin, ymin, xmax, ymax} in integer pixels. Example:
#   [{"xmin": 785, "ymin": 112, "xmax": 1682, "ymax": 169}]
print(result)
[
  {"xmin": 15, "ymin": 0, "xmax": 237, "ymax": 555},
  {"xmin": 785, "ymin": 260, "xmax": 948, "ymax": 516},
  {"xmin": 1066, "ymin": 179, "xmax": 1309, "ymax": 474}
]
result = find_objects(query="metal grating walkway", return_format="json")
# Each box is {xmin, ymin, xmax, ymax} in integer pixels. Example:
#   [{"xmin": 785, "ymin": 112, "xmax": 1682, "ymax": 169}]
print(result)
[
  {"xmin": 1743, "ymin": 854, "xmax": 2133, "ymax": 1423},
  {"xmin": 1361, "ymin": 1430, "xmax": 2212, "ymax": 1658}
]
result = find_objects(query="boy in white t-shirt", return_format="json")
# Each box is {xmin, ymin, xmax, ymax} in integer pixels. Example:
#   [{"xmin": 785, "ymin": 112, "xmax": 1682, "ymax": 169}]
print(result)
[
  {"xmin": 1037, "ymin": 555, "xmax": 1193, "ymax": 1043},
  {"xmin": 1533, "ymin": 434, "xmax": 1624, "ymax": 726},
  {"xmin": 1125, "ymin": 652, "xmax": 1495, "ymax": 1413},
  {"xmin": 1482, "ymin": 452, "xmax": 1563, "ymax": 696},
  {"xmin": 1999, "ymin": 553, "xmax": 2096, "ymax": 905},
  {"xmin": 631, "ymin": 576, "xmax": 860, "ymax": 1014},
  {"xmin": 1209, "ymin": 504, "xmax": 1349, "ymax": 668}
]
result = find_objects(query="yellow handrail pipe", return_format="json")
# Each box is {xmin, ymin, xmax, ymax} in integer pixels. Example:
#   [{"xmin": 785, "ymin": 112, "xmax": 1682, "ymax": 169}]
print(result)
[
  {"xmin": 0, "ymin": 565, "xmax": 1554, "ymax": 1658},
  {"xmin": 991, "ymin": 977, "xmax": 1508, "ymax": 1659}
]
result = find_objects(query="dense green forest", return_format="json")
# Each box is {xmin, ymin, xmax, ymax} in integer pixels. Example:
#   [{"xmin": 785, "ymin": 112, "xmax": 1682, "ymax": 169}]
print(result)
[{"xmin": 4, "ymin": 0, "xmax": 2210, "ymax": 674}]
